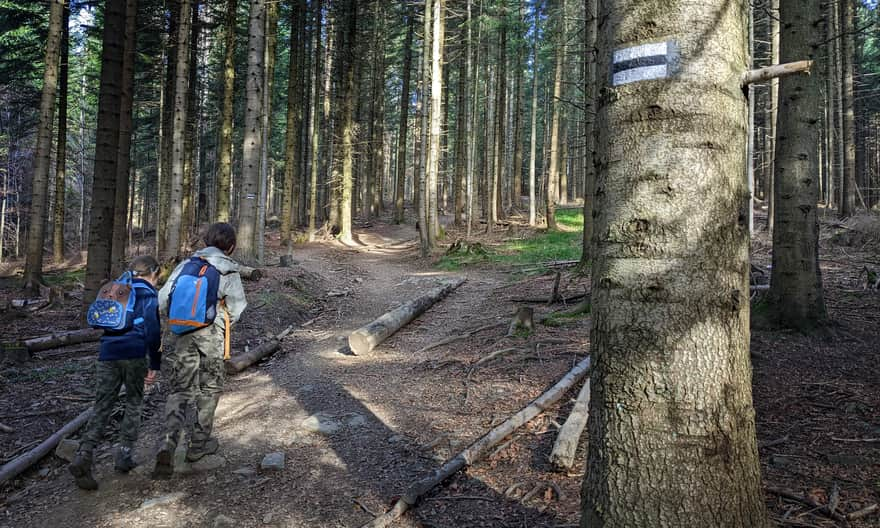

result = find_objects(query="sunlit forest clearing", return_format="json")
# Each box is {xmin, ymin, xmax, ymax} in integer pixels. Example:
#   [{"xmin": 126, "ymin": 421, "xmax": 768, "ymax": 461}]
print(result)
[{"xmin": 1, "ymin": 0, "xmax": 880, "ymax": 527}]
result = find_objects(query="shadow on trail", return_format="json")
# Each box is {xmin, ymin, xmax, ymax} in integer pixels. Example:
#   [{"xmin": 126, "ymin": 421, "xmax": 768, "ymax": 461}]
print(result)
[{"xmin": 277, "ymin": 361, "xmax": 567, "ymax": 527}]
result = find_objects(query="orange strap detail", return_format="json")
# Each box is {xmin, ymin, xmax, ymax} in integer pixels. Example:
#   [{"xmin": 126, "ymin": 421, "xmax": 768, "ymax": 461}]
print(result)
[{"xmin": 221, "ymin": 301, "xmax": 231, "ymax": 361}]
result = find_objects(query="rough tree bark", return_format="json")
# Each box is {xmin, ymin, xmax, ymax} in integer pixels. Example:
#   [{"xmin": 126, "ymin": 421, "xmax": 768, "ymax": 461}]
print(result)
[
  {"xmin": 307, "ymin": 0, "xmax": 323, "ymax": 241},
  {"xmin": 528, "ymin": 15, "xmax": 538, "ymax": 227},
  {"xmin": 337, "ymin": 0, "xmax": 357, "ymax": 245},
  {"xmin": 162, "ymin": 0, "xmax": 193, "ymax": 260},
  {"xmin": 545, "ymin": 0, "xmax": 564, "ymax": 231},
  {"xmin": 395, "ymin": 8, "xmax": 415, "ymax": 224},
  {"xmin": 582, "ymin": 0, "xmax": 769, "ymax": 525},
  {"xmin": 426, "ymin": 0, "xmax": 445, "ymax": 247},
  {"xmin": 839, "ymin": 0, "xmax": 856, "ymax": 217},
  {"xmin": 238, "ymin": 0, "xmax": 266, "ymax": 263},
  {"xmin": 281, "ymin": 0, "xmax": 304, "ymax": 245},
  {"xmin": 83, "ymin": 0, "xmax": 126, "ymax": 307},
  {"xmin": 764, "ymin": 0, "xmax": 779, "ymax": 232},
  {"xmin": 24, "ymin": 0, "xmax": 65, "ymax": 290},
  {"xmin": 110, "ymin": 0, "xmax": 138, "ymax": 276},
  {"xmin": 216, "ymin": 0, "xmax": 237, "ymax": 223},
  {"xmin": 52, "ymin": 2, "xmax": 70, "ymax": 265},
  {"xmin": 764, "ymin": 0, "xmax": 828, "ymax": 330},
  {"xmin": 578, "ymin": 0, "xmax": 597, "ymax": 268}
]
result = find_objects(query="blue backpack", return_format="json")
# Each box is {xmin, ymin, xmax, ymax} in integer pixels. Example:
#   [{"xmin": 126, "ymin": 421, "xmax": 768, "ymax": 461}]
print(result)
[
  {"xmin": 87, "ymin": 272, "xmax": 145, "ymax": 332},
  {"xmin": 168, "ymin": 257, "xmax": 221, "ymax": 335}
]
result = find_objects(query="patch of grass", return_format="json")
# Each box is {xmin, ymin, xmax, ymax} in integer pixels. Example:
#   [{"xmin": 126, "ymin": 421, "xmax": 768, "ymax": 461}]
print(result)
[
  {"xmin": 438, "ymin": 208, "xmax": 585, "ymax": 270},
  {"xmin": 43, "ymin": 268, "xmax": 85, "ymax": 287}
]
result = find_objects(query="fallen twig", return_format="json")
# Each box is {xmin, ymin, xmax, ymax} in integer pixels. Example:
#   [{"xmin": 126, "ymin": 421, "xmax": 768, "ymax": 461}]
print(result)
[
  {"xmin": 359, "ymin": 356, "xmax": 591, "ymax": 528},
  {"xmin": 848, "ymin": 503, "xmax": 878, "ymax": 521},
  {"xmin": 0, "ymin": 422, "xmax": 13, "ymax": 433},
  {"xmin": 414, "ymin": 321, "xmax": 505, "ymax": 355},
  {"xmin": 830, "ymin": 436, "xmax": 880, "ymax": 443},
  {"xmin": 758, "ymin": 435, "xmax": 790, "ymax": 449},
  {"xmin": 766, "ymin": 486, "xmax": 847, "ymax": 522}
]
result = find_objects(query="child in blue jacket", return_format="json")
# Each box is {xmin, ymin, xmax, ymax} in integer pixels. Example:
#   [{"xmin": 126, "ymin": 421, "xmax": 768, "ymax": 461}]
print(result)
[{"xmin": 68, "ymin": 255, "xmax": 162, "ymax": 490}]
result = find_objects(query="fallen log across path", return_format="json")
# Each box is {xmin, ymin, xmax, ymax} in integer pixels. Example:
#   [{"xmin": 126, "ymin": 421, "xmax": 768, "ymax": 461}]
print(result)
[
  {"xmin": 225, "ymin": 325, "xmax": 294, "ymax": 374},
  {"xmin": 360, "ymin": 355, "xmax": 591, "ymax": 528},
  {"xmin": 548, "ymin": 377, "xmax": 590, "ymax": 470},
  {"xmin": 0, "ymin": 407, "xmax": 93, "ymax": 485},
  {"xmin": 349, "ymin": 277, "xmax": 466, "ymax": 355},
  {"xmin": 23, "ymin": 329, "xmax": 102, "ymax": 353}
]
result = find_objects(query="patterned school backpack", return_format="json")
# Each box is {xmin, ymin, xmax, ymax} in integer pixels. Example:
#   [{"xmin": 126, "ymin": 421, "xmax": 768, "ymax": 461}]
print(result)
[
  {"xmin": 87, "ymin": 272, "xmax": 139, "ymax": 331},
  {"xmin": 168, "ymin": 257, "xmax": 221, "ymax": 335}
]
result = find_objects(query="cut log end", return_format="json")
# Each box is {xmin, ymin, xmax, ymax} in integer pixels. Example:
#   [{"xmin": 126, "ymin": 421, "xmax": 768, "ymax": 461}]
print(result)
[{"xmin": 348, "ymin": 331, "xmax": 373, "ymax": 356}]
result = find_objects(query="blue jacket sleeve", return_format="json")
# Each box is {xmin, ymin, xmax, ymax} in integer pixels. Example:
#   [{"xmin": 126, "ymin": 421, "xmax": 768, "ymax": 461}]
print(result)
[{"xmin": 141, "ymin": 294, "xmax": 162, "ymax": 370}]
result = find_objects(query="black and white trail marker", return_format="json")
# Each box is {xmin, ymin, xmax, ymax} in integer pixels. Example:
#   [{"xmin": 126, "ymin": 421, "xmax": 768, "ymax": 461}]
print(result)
[{"xmin": 611, "ymin": 40, "xmax": 679, "ymax": 87}]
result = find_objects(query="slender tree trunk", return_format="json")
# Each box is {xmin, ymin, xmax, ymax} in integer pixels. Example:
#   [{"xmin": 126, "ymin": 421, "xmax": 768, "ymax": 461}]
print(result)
[
  {"xmin": 579, "ymin": 0, "xmax": 596, "ymax": 266},
  {"xmin": 256, "ymin": 1, "xmax": 278, "ymax": 262},
  {"xmin": 216, "ymin": 0, "xmax": 237, "ymax": 222},
  {"xmin": 394, "ymin": 9, "xmax": 415, "ymax": 224},
  {"xmin": 157, "ymin": 8, "xmax": 176, "ymax": 257},
  {"xmin": 281, "ymin": 0, "xmax": 303, "ymax": 245},
  {"xmin": 839, "ymin": 0, "xmax": 856, "ymax": 217},
  {"xmin": 371, "ymin": 2, "xmax": 387, "ymax": 216},
  {"xmin": 465, "ymin": 0, "xmax": 480, "ymax": 238},
  {"xmin": 111, "ymin": 0, "xmax": 138, "ymax": 276},
  {"xmin": 545, "ymin": 0, "xmax": 564, "ymax": 230},
  {"xmin": 511, "ymin": 1, "xmax": 525, "ymax": 209},
  {"xmin": 179, "ymin": 0, "xmax": 199, "ymax": 254},
  {"xmin": 454, "ymin": 46, "xmax": 467, "ymax": 227},
  {"xmin": 417, "ymin": 0, "xmax": 432, "ymax": 253},
  {"xmin": 24, "ymin": 0, "xmax": 65, "ymax": 290},
  {"xmin": 582, "ymin": 0, "xmax": 769, "ymax": 525},
  {"xmin": 528, "ymin": 12, "xmax": 538, "ymax": 227},
  {"xmin": 765, "ymin": 0, "xmax": 828, "ymax": 329},
  {"xmin": 491, "ymin": 4, "xmax": 506, "ymax": 226},
  {"xmin": 52, "ymin": 3, "xmax": 70, "ymax": 265},
  {"xmin": 426, "ymin": 0, "xmax": 445, "ymax": 247},
  {"xmin": 238, "ymin": 0, "xmax": 266, "ymax": 263},
  {"xmin": 338, "ymin": 0, "xmax": 357, "ymax": 245},
  {"xmin": 307, "ymin": 0, "xmax": 323, "ymax": 240},
  {"xmin": 84, "ymin": 0, "xmax": 126, "ymax": 307},
  {"xmin": 764, "ymin": 0, "xmax": 779, "ymax": 232}
]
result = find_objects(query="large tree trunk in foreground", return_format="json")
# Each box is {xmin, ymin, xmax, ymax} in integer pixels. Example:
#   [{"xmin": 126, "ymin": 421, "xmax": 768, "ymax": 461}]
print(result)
[
  {"xmin": 765, "ymin": 0, "xmax": 827, "ymax": 330},
  {"xmin": 582, "ymin": 0, "xmax": 768, "ymax": 526},
  {"xmin": 348, "ymin": 278, "xmax": 465, "ymax": 355},
  {"xmin": 24, "ymin": 0, "xmax": 66, "ymax": 290},
  {"xmin": 238, "ymin": 0, "xmax": 266, "ymax": 263},
  {"xmin": 52, "ymin": 3, "xmax": 70, "ymax": 266},
  {"xmin": 84, "ymin": 0, "xmax": 127, "ymax": 307}
]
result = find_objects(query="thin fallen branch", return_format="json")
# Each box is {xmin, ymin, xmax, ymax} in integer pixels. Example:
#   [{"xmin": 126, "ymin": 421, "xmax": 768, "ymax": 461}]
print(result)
[
  {"xmin": 360, "ymin": 356, "xmax": 591, "ymax": 528},
  {"xmin": 549, "ymin": 377, "xmax": 591, "ymax": 471},
  {"xmin": 758, "ymin": 435, "xmax": 790, "ymax": 449},
  {"xmin": 0, "ymin": 407, "xmax": 93, "ymax": 484},
  {"xmin": 848, "ymin": 504, "xmax": 878, "ymax": 521},
  {"xmin": 23, "ymin": 329, "xmax": 102, "ymax": 353},
  {"xmin": 510, "ymin": 294, "xmax": 586, "ymax": 304},
  {"xmin": 225, "ymin": 325, "xmax": 294, "ymax": 374},
  {"xmin": 414, "ymin": 320, "xmax": 505, "ymax": 355},
  {"xmin": 350, "ymin": 278, "xmax": 467, "ymax": 355},
  {"xmin": 0, "ymin": 422, "xmax": 13, "ymax": 433},
  {"xmin": 830, "ymin": 436, "xmax": 880, "ymax": 443},
  {"xmin": 766, "ymin": 486, "xmax": 847, "ymax": 522}
]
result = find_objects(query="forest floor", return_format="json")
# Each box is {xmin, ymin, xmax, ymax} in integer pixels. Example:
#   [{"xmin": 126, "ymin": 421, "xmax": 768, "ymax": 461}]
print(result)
[{"xmin": 0, "ymin": 207, "xmax": 878, "ymax": 528}]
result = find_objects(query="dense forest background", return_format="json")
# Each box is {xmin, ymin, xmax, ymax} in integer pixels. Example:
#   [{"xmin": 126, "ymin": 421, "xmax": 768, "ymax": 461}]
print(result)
[{"xmin": 1, "ymin": 0, "xmax": 879, "ymax": 299}]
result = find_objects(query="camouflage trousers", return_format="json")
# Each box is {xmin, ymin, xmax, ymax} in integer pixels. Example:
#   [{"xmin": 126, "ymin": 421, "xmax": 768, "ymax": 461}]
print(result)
[
  {"xmin": 160, "ymin": 325, "xmax": 226, "ymax": 451},
  {"xmin": 80, "ymin": 357, "xmax": 148, "ymax": 456}
]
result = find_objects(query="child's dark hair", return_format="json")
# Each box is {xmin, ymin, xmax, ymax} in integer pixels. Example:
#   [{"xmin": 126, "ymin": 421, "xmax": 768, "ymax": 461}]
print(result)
[
  {"xmin": 204, "ymin": 222, "xmax": 237, "ymax": 252},
  {"xmin": 130, "ymin": 255, "xmax": 160, "ymax": 277}
]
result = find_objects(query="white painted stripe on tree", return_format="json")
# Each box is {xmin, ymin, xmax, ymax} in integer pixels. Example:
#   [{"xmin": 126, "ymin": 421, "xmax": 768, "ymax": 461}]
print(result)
[
  {"xmin": 613, "ymin": 64, "xmax": 669, "ymax": 86},
  {"xmin": 613, "ymin": 41, "xmax": 668, "ymax": 64}
]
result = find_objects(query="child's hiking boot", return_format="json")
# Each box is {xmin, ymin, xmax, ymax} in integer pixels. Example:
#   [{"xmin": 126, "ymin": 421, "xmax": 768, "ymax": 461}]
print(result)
[
  {"xmin": 185, "ymin": 438, "xmax": 219, "ymax": 462},
  {"xmin": 152, "ymin": 448, "xmax": 174, "ymax": 479},
  {"xmin": 68, "ymin": 453, "xmax": 98, "ymax": 490},
  {"xmin": 114, "ymin": 446, "xmax": 137, "ymax": 473}
]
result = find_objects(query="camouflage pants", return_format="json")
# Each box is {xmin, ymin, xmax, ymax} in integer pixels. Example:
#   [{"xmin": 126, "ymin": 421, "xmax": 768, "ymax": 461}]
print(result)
[
  {"xmin": 80, "ymin": 357, "xmax": 148, "ymax": 456},
  {"xmin": 160, "ymin": 325, "xmax": 226, "ymax": 451}
]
